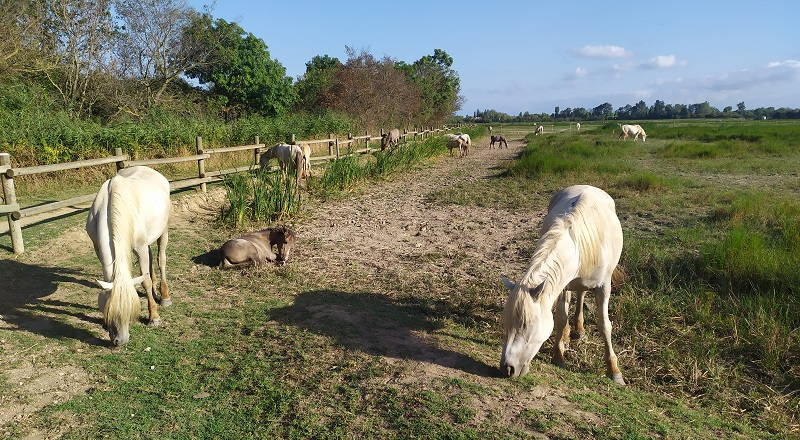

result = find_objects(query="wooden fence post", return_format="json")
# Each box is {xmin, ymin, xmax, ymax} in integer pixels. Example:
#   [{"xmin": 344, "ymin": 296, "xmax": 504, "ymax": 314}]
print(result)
[
  {"xmin": 253, "ymin": 136, "xmax": 261, "ymax": 167},
  {"xmin": 114, "ymin": 147, "xmax": 125, "ymax": 171},
  {"xmin": 328, "ymin": 133, "xmax": 334, "ymax": 156},
  {"xmin": 365, "ymin": 130, "xmax": 369, "ymax": 150},
  {"xmin": 196, "ymin": 136, "xmax": 206, "ymax": 193},
  {"xmin": 290, "ymin": 134, "xmax": 295, "ymax": 145},
  {"xmin": 0, "ymin": 153, "xmax": 23, "ymax": 254},
  {"xmin": 335, "ymin": 138, "xmax": 340, "ymax": 159}
]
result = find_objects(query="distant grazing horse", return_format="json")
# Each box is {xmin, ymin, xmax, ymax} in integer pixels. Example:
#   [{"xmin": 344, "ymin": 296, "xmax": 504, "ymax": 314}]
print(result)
[
  {"xmin": 490, "ymin": 135, "xmax": 508, "ymax": 149},
  {"xmin": 619, "ymin": 124, "xmax": 647, "ymax": 142},
  {"xmin": 576, "ymin": 122, "xmax": 581, "ymax": 131},
  {"xmin": 219, "ymin": 226, "xmax": 297, "ymax": 268},
  {"xmin": 446, "ymin": 133, "xmax": 469, "ymax": 157},
  {"xmin": 260, "ymin": 143, "xmax": 307, "ymax": 182},
  {"xmin": 535, "ymin": 125, "xmax": 544, "ymax": 135},
  {"xmin": 500, "ymin": 185, "xmax": 625, "ymax": 385},
  {"xmin": 456, "ymin": 133, "xmax": 471, "ymax": 156},
  {"xmin": 298, "ymin": 143, "xmax": 312, "ymax": 178},
  {"xmin": 381, "ymin": 129, "xmax": 401, "ymax": 151},
  {"xmin": 86, "ymin": 166, "xmax": 171, "ymax": 346},
  {"xmin": 488, "ymin": 125, "xmax": 493, "ymax": 134}
]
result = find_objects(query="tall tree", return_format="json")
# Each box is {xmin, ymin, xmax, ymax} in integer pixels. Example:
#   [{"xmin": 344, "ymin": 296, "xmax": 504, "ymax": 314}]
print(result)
[
  {"xmin": 320, "ymin": 47, "xmax": 420, "ymax": 128},
  {"xmin": 185, "ymin": 16, "xmax": 296, "ymax": 116},
  {"xmin": 43, "ymin": 0, "xmax": 115, "ymax": 114},
  {"xmin": 395, "ymin": 49, "xmax": 462, "ymax": 125},
  {"xmin": 294, "ymin": 54, "xmax": 340, "ymax": 111},
  {"xmin": 114, "ymin": 0, "xmax": 210, "ymax": 107}
]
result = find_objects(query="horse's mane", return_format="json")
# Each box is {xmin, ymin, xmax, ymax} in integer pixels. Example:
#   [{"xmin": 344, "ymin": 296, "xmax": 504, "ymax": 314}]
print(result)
[
  {"xmin": 505, "ymin": 194, "xmax": 607, "ymax": 329},
  {"xmin": 504, "ymin": 219, "xmax": 569, "ymax": 330}
]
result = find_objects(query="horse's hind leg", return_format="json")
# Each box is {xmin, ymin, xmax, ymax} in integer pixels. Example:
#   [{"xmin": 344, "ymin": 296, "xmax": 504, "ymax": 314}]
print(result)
[
  {"xmin": 157, "ymin": 231, "xmax": 171, "ymax": 307},
  {"xmin": 552, "ymin": 290, "xmax": 571, "ymax": 368},
  {"xmin": 570, "ymin": 290, "xmax": 586, "ymax": 340},
  {"xmin": 593, "ymin": 283, "xmax": 624, "ymax": 385},
  {"xmin": 136, "ymin": 245, "xmax": 161, "ymax": 327}
]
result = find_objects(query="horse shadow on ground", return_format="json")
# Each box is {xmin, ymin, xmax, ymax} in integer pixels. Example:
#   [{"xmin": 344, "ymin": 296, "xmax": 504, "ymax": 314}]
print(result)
[
  {"xmin": 192, "ymin": 248, "xmax": 220, "ymax": 267},
  {"xmin": 269, "ymin": 289, "xmax": 499, "ymax": 378},
  {"xmin": 0, "ymin": 259, "xmax": 108, "ymax": 346}
]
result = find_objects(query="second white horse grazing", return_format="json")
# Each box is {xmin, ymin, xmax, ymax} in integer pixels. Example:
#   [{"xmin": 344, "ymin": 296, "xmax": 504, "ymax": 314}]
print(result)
[
  {"xmin": 619, "ymin": 124, "xmax": 647, "ymax": 142},
  {"xmin": 260, "ymin": 143, "xmax": 308, "ymax": 181},
  {"xmin": 86, "ymin": 166, "xmax": 171, "ymax": 346},
  {"xmin": 500, "ymin": 185, "xmax": 625, "ymax": 384}
]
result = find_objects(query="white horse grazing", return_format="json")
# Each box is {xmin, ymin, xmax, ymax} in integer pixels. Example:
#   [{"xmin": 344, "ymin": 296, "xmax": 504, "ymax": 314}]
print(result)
[
  {"xmin": 619, "ymin": 124, "xmax": 647, "ymax": 142},
  {"xmin": 446, "ymin": 134, "xmax": 468, "ymax": 157},
  {"xmin": 576, "ymin": 122, "xmax": 581, "ymax": 131},
  {"xmin": 500, "ymin": 185, "xmax": 625, "ymax": 385},
  {"xmin": 86, "ymin": 166, "xmax": 171, "ymax": 346},
  {"xmin": 535, "ymin": 125, "xmax": 544, "ymax": 135},
  {"xmin": 298, "ymin": 143, "xmax": 312, "ymax": 178},
  {"xmin": 260, "ymin": 143, "xmax": 307, "ymax": 181}
]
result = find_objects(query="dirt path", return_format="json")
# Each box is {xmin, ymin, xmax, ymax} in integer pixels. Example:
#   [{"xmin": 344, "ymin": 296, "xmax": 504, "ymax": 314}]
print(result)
[
  {"xmin": 297, "ymin": 136, "xmax": 537, "ymax": 273},
  {"xmin": 282, "ymin": 136, "xmax": 546, "ymax": 381}
]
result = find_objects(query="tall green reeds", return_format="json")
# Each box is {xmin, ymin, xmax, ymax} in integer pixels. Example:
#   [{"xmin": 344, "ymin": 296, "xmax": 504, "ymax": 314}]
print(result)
[{"xmin": 221, "ymin": 168, "xmax": 301, "ymax": 227}]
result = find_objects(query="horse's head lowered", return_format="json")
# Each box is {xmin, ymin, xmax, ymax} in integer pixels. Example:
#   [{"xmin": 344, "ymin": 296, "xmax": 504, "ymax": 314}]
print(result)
[
  {"xmin": 270, "ymin": 226, "xmax": 297, "ymax": 265},
  {"xmin": 499, "ymin": 276, "xmax": 552, "ymax": 378}
]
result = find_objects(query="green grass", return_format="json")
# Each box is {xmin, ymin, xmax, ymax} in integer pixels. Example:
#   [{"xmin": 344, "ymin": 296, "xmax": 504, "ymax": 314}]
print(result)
[
  {"xmin": 426, "ymin": 121, "xmax": 800, "ymax": 433},
  {"xmin": 309, "ymin": 127, "xmax": 484, "ymax": 199},
  {"xmin": 0, "ymin": 82, "xmax": 353, "ymax": 165}
]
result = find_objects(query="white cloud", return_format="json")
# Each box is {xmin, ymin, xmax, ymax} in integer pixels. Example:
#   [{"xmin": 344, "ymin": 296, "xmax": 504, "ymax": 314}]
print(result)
[
  {"xmin": 573, "ymin": 45, "xmax": 632, "ymax": 58},
  {"xmin": 767, "ymin": 59, "xmax": 800, "ymax": 69},
  {"xmin": 563, "ymin": 66, "xmax": 589, "ymax": 81},
  {"xmin": 703, "ymin": 59, "xmax": 800, "ymax": 91},
  {"xmin": 641, "ymin": 54, "xmax": 687, "ymax": 69}
]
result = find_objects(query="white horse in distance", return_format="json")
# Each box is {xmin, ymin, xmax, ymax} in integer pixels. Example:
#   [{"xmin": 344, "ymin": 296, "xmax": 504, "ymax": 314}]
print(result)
[
  {"xmin": 500, "ymin": 185, "xmax": 625, "ymax": 385},
  {"xmin": 619, "ymin": 124, "xmax": 647, "ymax": 142},
  {"xmin": 260, "ymin": 143, "xmax": 310, "ymax": 180},
  {"xmin": 86, "ymin": 166, "xmax": 171, "ymax": 346}
]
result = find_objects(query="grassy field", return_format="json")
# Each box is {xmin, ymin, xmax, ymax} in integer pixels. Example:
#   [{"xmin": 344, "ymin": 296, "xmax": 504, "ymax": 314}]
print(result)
[
  {"xmin": 431, "ymin": 119, "xmax": 800, "ymax": 434},
  {"xmin": 2, "ymin": 120, "xmax": 799, "ymax": 439}
]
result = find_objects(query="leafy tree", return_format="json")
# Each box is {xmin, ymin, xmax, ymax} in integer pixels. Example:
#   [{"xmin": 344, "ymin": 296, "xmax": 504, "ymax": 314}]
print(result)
[
  {"xmin": 295, "ymin": 54, "xmax": 340, "ymax": 111},
  {"xmin": 737, "ymin": 101, "xmax": 746, "ymax": 113},
  {"xmin": 632, "ymin": 100, "xmax": 648, "ymax": 118},
  {"xmin": 592, "ymin": 102, "xmax": 613, "ymax": 119},
  {"xmin": 395, "ymin": 49, "xmax": 462, "ymax": 125},
  {"xmin": 185, "ymin": 16, "xmax": 296, "ymax": 116}
]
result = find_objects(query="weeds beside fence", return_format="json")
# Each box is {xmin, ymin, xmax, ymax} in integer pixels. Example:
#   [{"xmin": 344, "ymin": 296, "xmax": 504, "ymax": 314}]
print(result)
[{"xmin": 221, "ymin": 126, "xmax": 484, "ymax": 226}]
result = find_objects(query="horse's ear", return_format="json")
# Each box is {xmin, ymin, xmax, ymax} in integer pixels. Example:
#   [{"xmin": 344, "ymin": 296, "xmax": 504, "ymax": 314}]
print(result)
[
  {"xmin": 95, "ymin": 279, "xmax": 113, "ymax": 290},
  {"xmin": 500, "ymin": 276, "xmax": 517, "ymax": 291},
  {"xmin": 529, "ymin": 283, "xmax": 545, "ymax": 299}
]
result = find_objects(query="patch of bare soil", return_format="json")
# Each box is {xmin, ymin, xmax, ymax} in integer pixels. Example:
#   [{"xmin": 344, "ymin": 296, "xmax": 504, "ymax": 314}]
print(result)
[
  {"xmin": 295, "ymin": 137, "xmax": 541, "ymax": 288},
  {"xmin": 0, "ymin": 364, "xmax": 90, "ymax": 435}
]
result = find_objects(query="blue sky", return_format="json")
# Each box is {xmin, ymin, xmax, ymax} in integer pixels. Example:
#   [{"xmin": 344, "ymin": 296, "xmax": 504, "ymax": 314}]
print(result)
[{"xmin": 188, "ymin": 0, "xmax": 800, "ymax": 115}]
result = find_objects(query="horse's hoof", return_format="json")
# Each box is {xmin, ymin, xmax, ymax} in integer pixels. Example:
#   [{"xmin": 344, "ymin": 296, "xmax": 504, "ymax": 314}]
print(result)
[
  {"xmin": 570, "ymin": 330, "xmax": 584, "ymax": 340},
  {"xmin": 610, "ymin": 373, "xmax": 626, "ymax": 386},
  {"xmin": 159, "ymin": 298, "xmax": 173, "ymax": 307},
  {"xmin": 148, "ymin": 318, "xmax": 162, "ymax": 328}
]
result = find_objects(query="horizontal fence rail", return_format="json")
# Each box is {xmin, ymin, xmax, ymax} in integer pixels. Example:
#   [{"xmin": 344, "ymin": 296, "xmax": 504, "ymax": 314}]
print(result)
[{"xmin": 0, "ymin": 124, "xmax": 471, "ymax": 254}]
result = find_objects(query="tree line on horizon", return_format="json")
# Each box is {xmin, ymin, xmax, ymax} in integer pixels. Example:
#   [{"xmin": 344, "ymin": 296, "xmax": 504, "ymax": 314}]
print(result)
[
  {"xmin": 459, "ymin": 100, "xmax": 800, "ymax": 123},
  {"xmin": 0, "ymin": 0, "xmax": 462, "ymax": 131}
]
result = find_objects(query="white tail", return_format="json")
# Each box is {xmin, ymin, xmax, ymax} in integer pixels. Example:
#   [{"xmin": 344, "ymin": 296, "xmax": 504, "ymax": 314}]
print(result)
[{"xmin": 104, "ymin": 177, "xmax": 140, "ymax": 333}]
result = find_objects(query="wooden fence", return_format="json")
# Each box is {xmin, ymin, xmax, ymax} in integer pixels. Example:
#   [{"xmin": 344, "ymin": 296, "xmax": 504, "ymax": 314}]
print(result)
[{"xmin": 0, "ymin": 125, "xmax": 465, "ymax": 254}]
